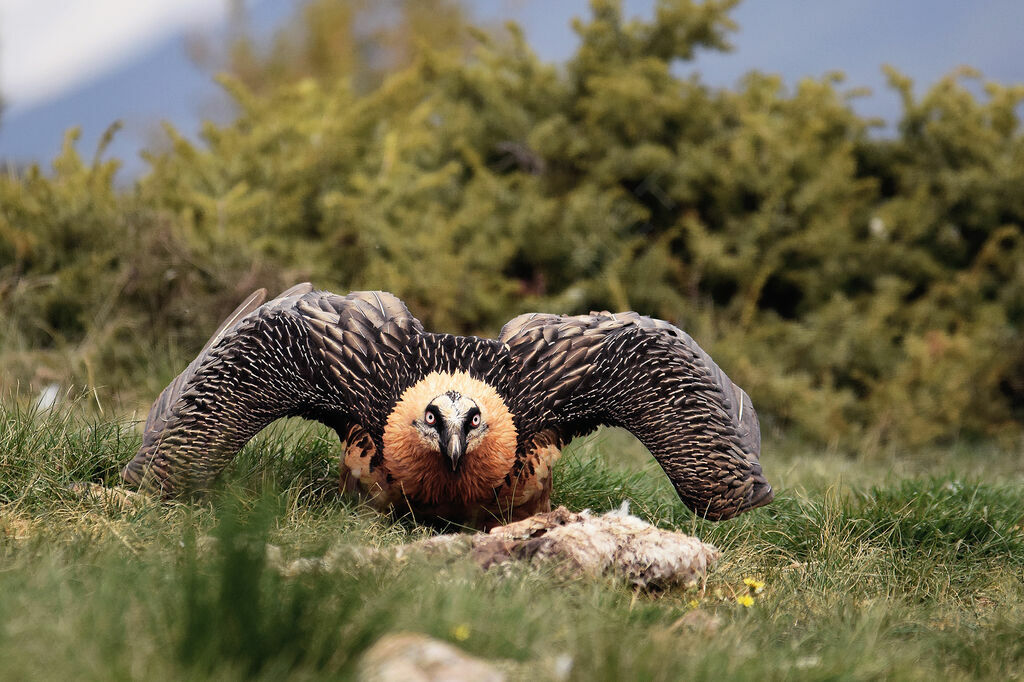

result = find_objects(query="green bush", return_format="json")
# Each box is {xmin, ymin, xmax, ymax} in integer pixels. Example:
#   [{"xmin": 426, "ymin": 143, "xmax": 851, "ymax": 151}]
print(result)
[{"xmin": 1, "ymin": 0, "xmax": 1021, "ymax": 448}]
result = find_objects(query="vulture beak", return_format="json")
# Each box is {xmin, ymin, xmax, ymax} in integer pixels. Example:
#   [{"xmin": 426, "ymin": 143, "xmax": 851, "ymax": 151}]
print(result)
[{"xmin": 439, "ymin": 424, "xmax": 466, "ymax": 471}]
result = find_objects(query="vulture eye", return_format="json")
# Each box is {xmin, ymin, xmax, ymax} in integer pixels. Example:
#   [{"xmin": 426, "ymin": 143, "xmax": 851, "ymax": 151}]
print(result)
[
  {"xmin": 424, "ymin": 410, "xmax": 436, "ymax": 425},
  {"xmin": 470, "ymin": 413, "xmax": 481, "ymax": 428}
]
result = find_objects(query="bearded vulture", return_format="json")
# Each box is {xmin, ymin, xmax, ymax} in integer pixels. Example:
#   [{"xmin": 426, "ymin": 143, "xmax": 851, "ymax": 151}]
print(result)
[{"xmin": 123, "ymin": 284, "xmax": 773, "ymax": 527}]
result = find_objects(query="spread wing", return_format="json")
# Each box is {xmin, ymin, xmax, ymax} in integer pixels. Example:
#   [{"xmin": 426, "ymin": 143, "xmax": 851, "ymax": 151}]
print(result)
[
  {"xmin": 123, "ymin": 284, "xmax": 424, "ymax": 495},
  {"xmin": 499, "ymin": 311, "xmax": 771, "ymax": 521}
]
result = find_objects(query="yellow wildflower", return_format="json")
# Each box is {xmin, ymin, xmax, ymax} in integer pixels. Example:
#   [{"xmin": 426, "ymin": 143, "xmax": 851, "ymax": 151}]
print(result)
[
  {"xmin": 736, "ymin": 594, "xmax": 754, "ymax": 608},
  {"xmin": 688, "ymin": 599, "xmax": 700, "ymax": 609},
  {"xmin": 743, "ymin": 578, "xmax": 765, "ymax": 593},
  {"xmin": 451, "ymin": 624, "xmax": 471, "ymax": 641}
]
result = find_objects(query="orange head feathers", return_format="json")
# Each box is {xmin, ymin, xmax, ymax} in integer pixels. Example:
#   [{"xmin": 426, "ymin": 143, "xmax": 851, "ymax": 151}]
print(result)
[{"xmin": 382, "ymin": 371, "xmax": 518, "ymax": 506}]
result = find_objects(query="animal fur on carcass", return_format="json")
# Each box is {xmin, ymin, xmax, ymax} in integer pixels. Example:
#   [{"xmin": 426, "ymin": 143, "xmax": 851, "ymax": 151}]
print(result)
[{"xmin": 273, "ymin": 504, "xmax": 719, "ymax": 589}]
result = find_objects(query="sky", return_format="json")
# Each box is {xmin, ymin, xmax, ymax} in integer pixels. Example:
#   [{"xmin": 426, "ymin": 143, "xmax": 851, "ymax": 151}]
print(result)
[
  {"xmin": 0, "ymin": 0, "xmax": 227, "ymax": 113},
  {"xmin": 2, "ymin": 0, "xmax": 1024, "ymax": 178}
]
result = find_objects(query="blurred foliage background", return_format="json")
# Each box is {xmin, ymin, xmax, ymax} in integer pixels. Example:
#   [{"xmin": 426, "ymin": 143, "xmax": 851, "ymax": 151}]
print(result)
[{"xmin": 1, "ymin": 0, "xmax": 1022, "ymax": 451}]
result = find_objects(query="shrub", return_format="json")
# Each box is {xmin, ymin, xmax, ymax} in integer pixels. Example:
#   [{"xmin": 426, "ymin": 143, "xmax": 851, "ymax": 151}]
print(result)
[{"xmin": 1, "ymin": 0, "xmax": 1021, "ymax": 448}]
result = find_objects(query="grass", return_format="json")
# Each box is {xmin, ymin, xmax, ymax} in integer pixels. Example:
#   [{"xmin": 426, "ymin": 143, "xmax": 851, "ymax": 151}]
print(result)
[{"xmin": 1, "ymin": 405, "xmax": 1022, "ymax": 680}]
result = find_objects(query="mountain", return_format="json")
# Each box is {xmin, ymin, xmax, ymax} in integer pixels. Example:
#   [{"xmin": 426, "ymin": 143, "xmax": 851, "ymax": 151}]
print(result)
[{"xmin": 2, "ymin": 0, "xmax": 1022, "ymax": 181}]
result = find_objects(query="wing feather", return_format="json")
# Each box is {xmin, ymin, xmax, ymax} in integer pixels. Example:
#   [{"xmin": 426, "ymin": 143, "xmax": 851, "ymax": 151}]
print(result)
[
  {"xmin": 142, "ymin": 287, "xmax": 271, "ymax": 435},
  {"xmin": 124, "ymin": 285, "xmax": 421, "ymax": 495},
  {"xmin": 503, "ymin": 311, "xmax": 772, "ymax": 520}
]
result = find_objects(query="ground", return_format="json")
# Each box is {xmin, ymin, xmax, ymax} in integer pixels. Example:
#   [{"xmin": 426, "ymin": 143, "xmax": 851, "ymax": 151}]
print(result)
[{"xmin": 0, "ymin": 409, "xmax": 1022, "ymax": 680}]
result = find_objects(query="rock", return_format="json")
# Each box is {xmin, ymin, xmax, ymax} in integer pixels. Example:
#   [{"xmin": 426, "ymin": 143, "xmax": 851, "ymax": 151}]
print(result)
[
  {"xmin": 34, "ymin": 383, "xmax": 61, "ymax": 412},
  {"xmin": 358, "ymin": 632, "xmax": 505, "ymax": 682}
]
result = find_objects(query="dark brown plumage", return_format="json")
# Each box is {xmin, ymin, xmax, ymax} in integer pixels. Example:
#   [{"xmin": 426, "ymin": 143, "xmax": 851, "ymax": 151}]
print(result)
[{"xmin": 123, "ymin": 284, "xmax": 773, "ymax": 526}]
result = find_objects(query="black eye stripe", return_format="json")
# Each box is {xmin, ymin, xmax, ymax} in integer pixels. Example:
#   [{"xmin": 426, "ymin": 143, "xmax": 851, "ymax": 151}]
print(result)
[{"xmin": 465, "ymin": 408, "xmax": 482, "ymax": 432}]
